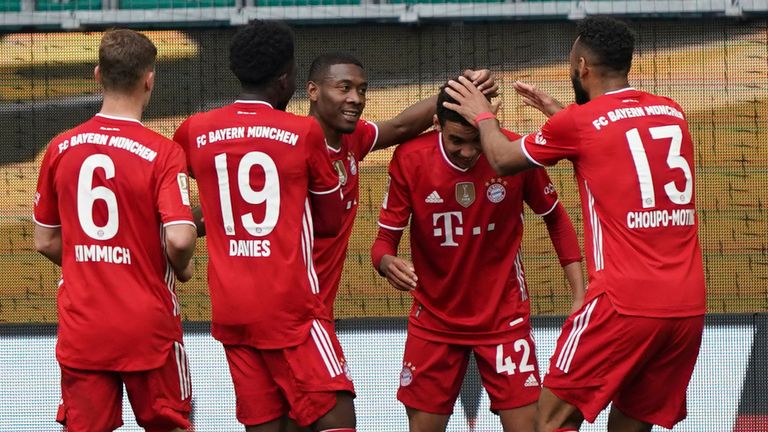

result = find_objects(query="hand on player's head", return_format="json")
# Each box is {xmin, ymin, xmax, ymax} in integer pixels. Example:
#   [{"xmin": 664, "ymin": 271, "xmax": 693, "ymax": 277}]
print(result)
[
  {"xmin": 442, "ymin": 77, "xmax": 500, "ymax": 127},
  {"xmin": 462, "ymin": 69, "xmax": 500, "ymax": 98}
]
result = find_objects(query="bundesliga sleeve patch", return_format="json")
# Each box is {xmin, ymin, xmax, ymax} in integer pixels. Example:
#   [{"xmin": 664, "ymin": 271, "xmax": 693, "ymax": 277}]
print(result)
[{"xmin": 177, "ymin": 173, "xmax": 190, "ymax": 206}]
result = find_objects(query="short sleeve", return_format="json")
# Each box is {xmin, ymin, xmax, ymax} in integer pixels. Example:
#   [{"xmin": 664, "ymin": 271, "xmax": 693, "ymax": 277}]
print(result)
[
  {"xmin": 306, "ymin": 119, "xmax": 341, "ymax": 195},
  {"xmin": 172, "ymin": 117, "xmax": 194, "ymax": 177},
  {"xmin": 523, "ymin": 168, "xmax": 559, "ymax": 217},
  {"xmin": 350, "ymin": 120, "xmax": 379, "ymax": 162},
  {"xmin": 33, "ymin": 146, "xmax": 61, "ymax": 228},
  {"xmin": 377, "ymin": 149, "xmax": 411, "ymax": 231},
  {"xmin": 155, "ymin": 142, "xmax": 195, "ymax": 227},
  {"xmin": 521, "ymin": 104, "xmax": 580, "ymax": 167}
]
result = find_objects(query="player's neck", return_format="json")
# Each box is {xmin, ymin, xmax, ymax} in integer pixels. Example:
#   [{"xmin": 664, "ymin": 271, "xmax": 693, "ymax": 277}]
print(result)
[
  {"xmin": 237, "ymin": 89, "xmax": 278, "ymax": 107},
  {"xmin": 309, "ymin": 109, "xmax": 342, "ymax": 150},
  {"xmin": 99, "ymin": 93, "xmax": 144, "ymax": 122},
  {"xmin": 589, "ymin": 77, "xmax": 632, "ymax": 100}
]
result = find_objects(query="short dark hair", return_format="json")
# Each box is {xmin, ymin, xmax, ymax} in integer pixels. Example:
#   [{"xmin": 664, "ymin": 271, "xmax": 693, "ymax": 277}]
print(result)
[
  {"xmin": 436, "ymin": 84, "xmax": 473, "ymax": 128},
  {"xmin": 98, "ymin": 29, "xmax": 157, "ymax": 92},
  {"xmin": 576, "ymin": 16, "xmax": 636, "ymax": 75},
  {"xmin": 229, "ymin": 20, "xmax": 295, "ymax": 88},
  {"xmin": 308, "ymin": 52, "xmax": 364, "ymax": 82}
]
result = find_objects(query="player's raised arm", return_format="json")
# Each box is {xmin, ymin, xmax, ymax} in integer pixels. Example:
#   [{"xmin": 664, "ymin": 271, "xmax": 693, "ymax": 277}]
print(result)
[
  {"xmin": 443, "ymin": 76, "xmax": 534, "ymax": 176},
  {"xmin": 512, "ymin": 80, "xmax": 565, "ymax": 118},
  {"xmin": 372, "ymin": 69, "xmax": 499, "ymax": 151}
]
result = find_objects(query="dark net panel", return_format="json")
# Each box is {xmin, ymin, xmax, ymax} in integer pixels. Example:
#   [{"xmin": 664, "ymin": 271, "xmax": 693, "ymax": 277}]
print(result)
[{"xmin": 0, "ymin": 20, "xmax": 766, "ymax": 324}]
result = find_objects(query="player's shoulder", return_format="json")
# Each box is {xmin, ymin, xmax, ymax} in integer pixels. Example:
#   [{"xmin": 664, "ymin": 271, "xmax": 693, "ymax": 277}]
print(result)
[
  {"xmin": 642, "ymin": 91, "xmax": 684, "ymax": 110},
  {"xmin": 392, "ymin": 130, "xmax": 439, "ymax": 160}
]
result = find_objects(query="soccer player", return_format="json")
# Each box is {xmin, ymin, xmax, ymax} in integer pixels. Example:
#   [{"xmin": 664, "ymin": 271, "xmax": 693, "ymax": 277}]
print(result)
[
  {"xmin": 307, "ymin": 52, "xmax": 499, "ymax": 321},
  {"xmin": 442, "ymin": 16, "xmax": 706, "ymax": 432},
  {"xmin": 33, "ymin": 29, "xmax": 197, "ymax": 432},
  {"xmin": 371, "ymin": 86, "xmax": 584, "ymax": 432},
  {"xmin": 173, "ymin": 21, "xmax": 355, "ymax": 432}
]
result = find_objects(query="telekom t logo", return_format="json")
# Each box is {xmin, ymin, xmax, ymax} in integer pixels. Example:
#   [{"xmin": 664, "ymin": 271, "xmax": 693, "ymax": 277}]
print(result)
[{"xmin": 432, "ymin": 211, "xmax": 463, "ymax": 247}]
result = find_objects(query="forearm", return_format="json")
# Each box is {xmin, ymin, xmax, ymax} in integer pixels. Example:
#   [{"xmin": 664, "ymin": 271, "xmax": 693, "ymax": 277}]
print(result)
[
  {"xmin": 562, "ymin": 261, "xmax": 585, "ymax": 303},
  {"xmin": 34, "ymin": 225, "xmax": 62, "ymax": 266},
  {"xmin": 164, "ymin": 225, "xmax": 196, "ymax": 274},
  {"xmin": 371, "ymin": 227, "xmax": 402, "ymax": 272},
  {"xmin": 477, "ymin": 119, "xmax": 532, "ymax": 176},
  {"xmin": 375, "ymin": 95, "xmax": 436, "ymax": 150},
  {"xmin": 543, "ymin": 203, "xmax": 582, "ymax": 267}
]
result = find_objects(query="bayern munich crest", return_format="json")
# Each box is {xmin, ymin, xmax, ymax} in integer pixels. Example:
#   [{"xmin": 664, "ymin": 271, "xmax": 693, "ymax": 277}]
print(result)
[
  {"xmin": 486, "ymin": 178, "xmax": 507, "ymax": 203},
  {"xmin": 400, "ymin": 362, "xmax": 415, "ymax": 387},
  {"xmin": 348, "ymin": 153, "xmax": 358, "ymax": 176}
]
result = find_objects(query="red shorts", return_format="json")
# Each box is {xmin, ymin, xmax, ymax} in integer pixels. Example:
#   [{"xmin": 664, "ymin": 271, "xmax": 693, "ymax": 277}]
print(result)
[
  {"xmin": 225, "ymin": 319, "xmax": 355, "ymax": 427},
  {"xmin": 543, "ymin": 294, "xmax": 704, "ymax": 429},
  {"xmin": 57, "ymin": 341, "xmax": 191, "ymax": 432},
  {"xmin": 398, "ymin": 333, "xmax": 541, "ymax": 415}
]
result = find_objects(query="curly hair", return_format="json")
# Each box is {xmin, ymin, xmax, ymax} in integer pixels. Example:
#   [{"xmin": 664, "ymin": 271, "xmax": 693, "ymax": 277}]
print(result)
[
  {"xmin": 576, "ymin": 16, "xmax": 636, "ymax": 75},
  {"xmin": 308, "ymin": 52, "xmax": 364, "ymax": 82},
  {"xmin": 99, "ymin": 29, "xmax": 157, "ymax": 92},
  {"xmin": 436, "ymin": 83, "xmax": 474, "ymax": 128},
  {"xmin": 229, "ymin": 20, "xmax": 294, "ymax": 87}
]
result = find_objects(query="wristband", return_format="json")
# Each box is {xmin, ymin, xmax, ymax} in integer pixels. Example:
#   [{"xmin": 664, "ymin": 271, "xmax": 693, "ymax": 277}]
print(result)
[{"xmin": 474, "ymin": 112, "xmax": 496, "ymax": 126}]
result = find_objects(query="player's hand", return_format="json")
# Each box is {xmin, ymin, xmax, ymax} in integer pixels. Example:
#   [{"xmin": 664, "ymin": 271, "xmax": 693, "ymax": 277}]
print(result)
[
  {"xmin": 175, "ymin": 259, "xmax": 194, "ymax": 283},
  {"xmin": 463, "ymin": 69, "xmax": 500, "ymax": 98},
  {"xmin": 512, "ymin": 80, "xmax": 564, "ymax": 118},
  {"xmin": 443, "ymin": 76, "xmax": 502, "ymax": 127},
  {"xmin": 379, "ymin": 255, "xmax": 418, "ymax": 292}
]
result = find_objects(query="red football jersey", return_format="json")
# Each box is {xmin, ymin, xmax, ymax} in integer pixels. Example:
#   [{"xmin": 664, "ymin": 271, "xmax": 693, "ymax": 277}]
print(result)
[
  {"xmin": 174, "ymin": 101, "xmax": 340, "ymax": 348},
  {"xmin": 521, "ymin": 88, "xmax": 706, "ymax": 317},
  {"xmin": 34, "ymin": 113, "xmax": 194, "ymax": 371},
  {"xmin": 313, "ymin": 120, "xmax": 378, "ymax": 320},
  {"xmin": 378, "ymin": 130, "xmax": 559, "ymax": 344}
]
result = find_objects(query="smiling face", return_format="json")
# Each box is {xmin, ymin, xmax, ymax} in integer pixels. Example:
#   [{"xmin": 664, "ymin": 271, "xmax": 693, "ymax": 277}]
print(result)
[
  {"xmin": 437, "ymin": 118, "xmax": 482, "ymax": 170},
  {"xmin": 308, "ymin": 63, "xmax": 368, "ymax": 134}
]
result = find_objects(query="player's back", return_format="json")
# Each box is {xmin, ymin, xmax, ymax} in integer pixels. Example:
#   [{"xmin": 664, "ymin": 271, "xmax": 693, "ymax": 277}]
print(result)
[
  {"xmin": 34, "ymin": 114, "xmax": 191, "ymax": 371},
  {"xmin": 178, "ymin": 101, "xmax": 338, "ymax": 348},
  {"xmin": 565, "ymin": 88, "xmax": 705, "ymax": 317}
]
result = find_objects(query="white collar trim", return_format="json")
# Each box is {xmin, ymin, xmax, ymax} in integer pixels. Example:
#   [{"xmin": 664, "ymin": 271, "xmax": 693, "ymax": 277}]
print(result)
[
  {"xmin": 438, "ymin": 133, "xmax": 468, "ymax": 173},
  {"xmin": 605, "ymin": 87, "xmax": 636, "ymax": 95},
  {"xmin": 234, "ymin": 100, "xmax": 273, "ymax": 108},
  {"xmin": 95, "ymin": 113, "xmax": 143, "ymax": 125}
]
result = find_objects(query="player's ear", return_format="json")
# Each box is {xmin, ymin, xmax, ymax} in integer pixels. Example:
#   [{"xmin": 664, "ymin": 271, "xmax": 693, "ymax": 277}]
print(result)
[
  {"xmin": 145, "ymin": 69, "xmax": 155, "ymax": 92},
  {"xmin": 432, "ymin": 114, "xmax": 441, "ymax": 131},
  {"xmin": 578, "ymin": 56, "xmax": 589, "ymax": 79},
  {"xmin": 94, "ymin": 66, "xmax": 102, "ymax": 84},
  {"xmin": 307, "ymin": 80, "xmax": 320, "ymax": 102}
]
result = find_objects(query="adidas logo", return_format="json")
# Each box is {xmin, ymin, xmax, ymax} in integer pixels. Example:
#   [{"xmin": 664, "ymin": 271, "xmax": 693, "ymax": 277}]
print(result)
[
  {"xmin": 524, "ymin": 374, "xmax": 539, "ymax": 387},
  {"xmin": 425, "ymin": 191, "xmax": 444, "ymax": 204}
]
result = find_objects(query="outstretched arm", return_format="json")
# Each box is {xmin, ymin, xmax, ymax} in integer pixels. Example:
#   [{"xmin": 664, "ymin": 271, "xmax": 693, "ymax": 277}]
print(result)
[
  {"xmin": 512, "ymin": 80, "xmax": 565, "ymax": 118},
  {"xmin": 542, "ymin": 203, "xmax": 585, "ymax": 313},
  {"xmin": 373, "ymin": 69, "xmax": 500, "ymax": 151}
]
